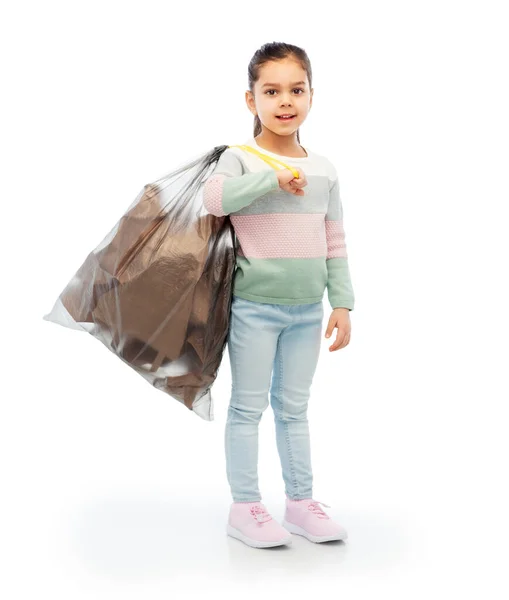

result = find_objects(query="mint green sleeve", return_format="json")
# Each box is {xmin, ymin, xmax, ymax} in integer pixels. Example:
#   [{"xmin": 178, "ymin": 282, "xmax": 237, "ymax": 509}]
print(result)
[
  {"xmin": 326, "ymin": 177, "xmax": 355, "ymax": 311},
  {"xmin": 204, "ymin": 150, "xmax": 280, "ymax": 216}
]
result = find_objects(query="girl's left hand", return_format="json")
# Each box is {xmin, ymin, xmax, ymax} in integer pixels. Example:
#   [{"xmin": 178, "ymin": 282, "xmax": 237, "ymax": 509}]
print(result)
[{"xmin": 324, "ymin": 308, "xmax": 351, "ymax": 352}]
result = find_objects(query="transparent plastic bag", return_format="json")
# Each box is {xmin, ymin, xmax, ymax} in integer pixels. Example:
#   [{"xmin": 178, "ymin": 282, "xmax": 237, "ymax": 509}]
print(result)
[{"xmin": 43, "ymin": 145, "xmax": 235, "ymax": 421}]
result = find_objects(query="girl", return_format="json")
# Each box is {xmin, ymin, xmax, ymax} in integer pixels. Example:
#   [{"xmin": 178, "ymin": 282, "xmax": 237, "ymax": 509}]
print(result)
[{"xmin": 203, "ymin": 42, "xmax": 355, "ymax": 549}]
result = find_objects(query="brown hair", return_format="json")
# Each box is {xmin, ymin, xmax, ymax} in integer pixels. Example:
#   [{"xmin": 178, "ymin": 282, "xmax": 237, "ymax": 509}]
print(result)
[{"xmin": 248, "ymin": 42, "xmax": 312, "ymax": 144}]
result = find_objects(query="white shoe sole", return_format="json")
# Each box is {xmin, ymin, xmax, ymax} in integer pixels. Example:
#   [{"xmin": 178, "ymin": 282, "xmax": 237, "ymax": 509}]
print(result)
[
  {"xmin": 281, "ymin": 519, "xmax": 348, "ymax": 543},
  {"xmin": 227, "ymin": 524, "xmax": 292, "ymax": 548}
]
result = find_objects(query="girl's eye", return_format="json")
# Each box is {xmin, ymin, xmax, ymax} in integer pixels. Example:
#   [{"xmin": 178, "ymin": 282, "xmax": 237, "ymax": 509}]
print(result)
[{"xmin": 265, "ymin": 88, "xmax": 304, "ymax": 95}]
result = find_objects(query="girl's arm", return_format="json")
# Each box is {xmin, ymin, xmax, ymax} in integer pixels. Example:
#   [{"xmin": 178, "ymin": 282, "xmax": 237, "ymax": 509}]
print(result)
[
  {"xmin": 325, "ymin": 175, "xmax": 355, "ymax": 311},
  {"xmin": 203, "ymin": 149, "xmax": 280, "ymax": 216}
]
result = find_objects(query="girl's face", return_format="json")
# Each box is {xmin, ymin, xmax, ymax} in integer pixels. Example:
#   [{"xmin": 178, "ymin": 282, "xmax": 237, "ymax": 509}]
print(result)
[{"xmin": 246, "ymin": 58, "xmax": 313, "ymax": 137}]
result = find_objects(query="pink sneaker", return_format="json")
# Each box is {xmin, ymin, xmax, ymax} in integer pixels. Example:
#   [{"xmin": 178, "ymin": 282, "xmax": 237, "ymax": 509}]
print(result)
[
  {"xmin": 226, "ymin": 501, "xmax": 292, "ymax": 548},
  {"xmin": 282, "ymin": 497, "xmax": 348, "ymax": 543}
]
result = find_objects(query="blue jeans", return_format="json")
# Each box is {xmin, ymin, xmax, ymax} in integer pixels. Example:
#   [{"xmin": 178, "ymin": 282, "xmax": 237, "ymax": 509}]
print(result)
[{"xmin": 225, "ymin": 295, "xmax": 324, "ymax": 502}]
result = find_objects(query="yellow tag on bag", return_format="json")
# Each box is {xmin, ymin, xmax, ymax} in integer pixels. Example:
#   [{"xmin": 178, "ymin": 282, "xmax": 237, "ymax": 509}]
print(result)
[{"xmin": 228, "ymin": 144, "xmax": 300, "ymax": 179}]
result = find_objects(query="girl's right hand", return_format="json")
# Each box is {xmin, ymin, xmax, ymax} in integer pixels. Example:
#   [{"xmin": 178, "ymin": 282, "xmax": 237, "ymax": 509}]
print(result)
[{"xmin": 277, "ymin": 168, "xmax": 308, "ymax": 196}]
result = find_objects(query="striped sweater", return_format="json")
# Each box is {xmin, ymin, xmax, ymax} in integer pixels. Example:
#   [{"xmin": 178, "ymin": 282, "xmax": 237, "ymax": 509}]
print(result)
[{"xmin": 203, "ymin": 137, "xmax": 355, "ymax": 310}]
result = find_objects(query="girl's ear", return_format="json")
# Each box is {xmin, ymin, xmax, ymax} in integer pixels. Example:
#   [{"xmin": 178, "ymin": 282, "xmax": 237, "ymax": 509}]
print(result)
[{"xmin": 245, "ymin": 90, "xmax": 256, "ymax": 116}]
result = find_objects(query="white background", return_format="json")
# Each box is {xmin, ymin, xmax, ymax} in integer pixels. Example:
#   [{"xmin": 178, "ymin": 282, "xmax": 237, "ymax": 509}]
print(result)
[{"xmin": 1, "ymin": 0, "xmax": 508, "ymax": 598}]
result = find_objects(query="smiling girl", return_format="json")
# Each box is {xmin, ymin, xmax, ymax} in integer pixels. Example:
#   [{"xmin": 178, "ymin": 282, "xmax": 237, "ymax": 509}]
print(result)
[{"xmin": 203, "ymin": 41, "xmax": 355, "ymax": 549}]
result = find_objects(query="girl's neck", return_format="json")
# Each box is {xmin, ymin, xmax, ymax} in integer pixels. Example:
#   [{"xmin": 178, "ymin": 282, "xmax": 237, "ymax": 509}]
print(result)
[{"xmin": 254, "ymin": 132, "xmax": 308, "ymax": 158}]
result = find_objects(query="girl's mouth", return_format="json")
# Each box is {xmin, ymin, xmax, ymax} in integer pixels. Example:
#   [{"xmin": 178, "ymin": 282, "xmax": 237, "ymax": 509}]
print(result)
[{"xmin": 276, "ymin": 115, "xmax": 296, "ymax": 121}]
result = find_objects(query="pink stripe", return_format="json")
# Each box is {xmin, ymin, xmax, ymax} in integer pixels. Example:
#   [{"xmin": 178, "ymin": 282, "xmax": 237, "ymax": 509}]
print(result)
[
  {"xmin": 203, "ymin": 174, "xmax": 226, "ymax": 217},
  {"xmin": 230, "ymin": 213, "xmax": 327, "ymax": 258},
  {"xmin": 325, "ymin": 219, "xmax": 347, "ymax": 258}
]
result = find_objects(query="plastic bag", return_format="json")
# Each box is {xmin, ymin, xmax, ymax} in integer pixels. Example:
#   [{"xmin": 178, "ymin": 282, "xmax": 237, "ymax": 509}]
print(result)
[{"xmin": 43, "ymin": 145, "xmax": 236, "ymax": 421}]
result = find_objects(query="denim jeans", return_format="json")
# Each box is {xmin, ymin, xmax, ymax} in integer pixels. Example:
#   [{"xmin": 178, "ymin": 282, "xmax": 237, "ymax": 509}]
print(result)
[{"xmin": 225, "ymin": 295, "xmax": 324, "ymax": 502}]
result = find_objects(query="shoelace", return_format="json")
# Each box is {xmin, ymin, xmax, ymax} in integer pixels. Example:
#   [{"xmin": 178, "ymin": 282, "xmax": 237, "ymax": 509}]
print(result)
[
  {"xmin": 307, "ymin": 500, "xmax": 331, "ymax": 519},
  {"xmin": 250, "ymin": 504, "xmax": 272, "ymax": 523}
]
